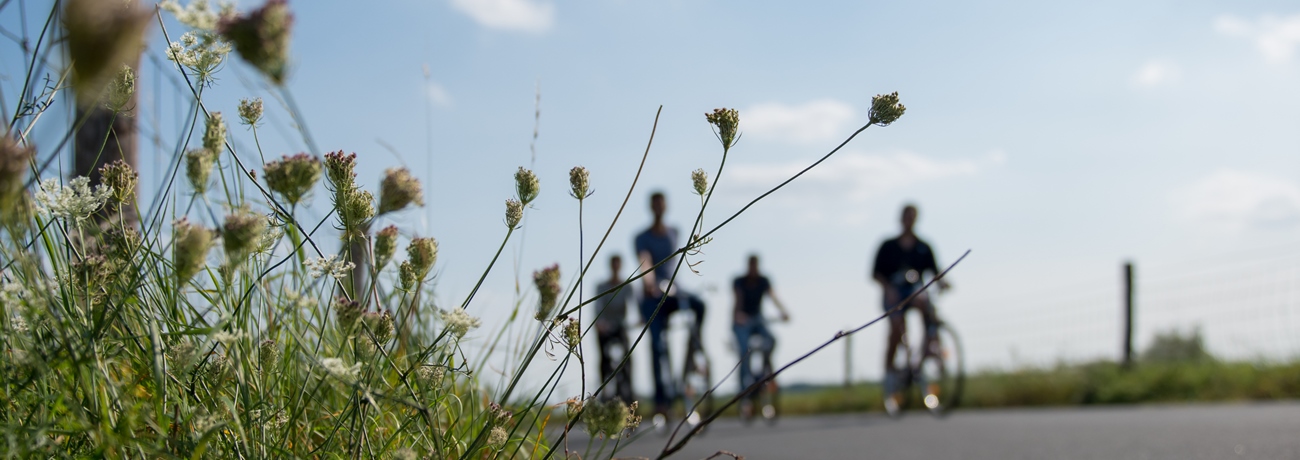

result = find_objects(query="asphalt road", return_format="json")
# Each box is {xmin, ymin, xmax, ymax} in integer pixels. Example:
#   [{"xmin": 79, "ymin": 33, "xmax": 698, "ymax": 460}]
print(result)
[{"xmin": 561, "ymin": 402, "xmax": 1300, "ymax": 459}]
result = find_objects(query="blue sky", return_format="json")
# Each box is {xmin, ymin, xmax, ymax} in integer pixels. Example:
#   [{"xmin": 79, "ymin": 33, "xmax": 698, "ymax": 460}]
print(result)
[{"xmin": 5, "ymin": 0, "xmax": 1300, "ymax": 395}]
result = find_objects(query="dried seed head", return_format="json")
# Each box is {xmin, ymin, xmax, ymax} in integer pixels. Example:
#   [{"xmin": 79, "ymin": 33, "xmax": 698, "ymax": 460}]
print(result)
[
  {"xmin": 238, "ymin": 97, "xmax": 264, "ymax": 126},
  {"xmin": 173, "ymin": 218, "xmax": 214, "ymax": 284},
  {"xmin": 338, "ymin": 189, "xmax": 374, "ymax": 240},
  {"xmin": 569, "ymin": 166, "xmax": 590, "ymax": 200},
  {"xmin": 514, "ymin": 167, "xmax": 539, "ymax": 205},
  {"xmin": 869, "ymin": 92, "xmax": 906, "ymax": 127},
  {"xmin": 487, "ymin": 426, "xmax": 507, "ymax": 450},
  {"xmin": 363, "ymin": 310, "xmax": 394, "ymax": 344},
  {"xmin": 406, "ymin": 237, "xmax": 438, "ymax": 281},
  {"xmin": 533, "ymin": 264, "xmax": 561, "ymax": 321},
  {"xmin": 690, "ymin": 168, "xmax": 708, "ymax": 196},
  {"xmin": 564, "ymin": 318, "xmax": 581, "ymax": 352},
  {"xmin": 218, "ymin": 0, "xmax": 293, "ymax": 85},
  {"xmin": 203, "ymin": 112, "xmax": 226, "ymax": 153},
  {"xmin": 258, "ymin": 339, "xmax": 281, "ymax": 374},
  {"xmin": 705, "ymin": 108, "xmax": 740, "ymax": 151},
  {"xmin": 222, "ymin": 208, "xmax": 268, "ymax": 263},
  {"xmin": 185, "ymin": 148, "xmax": 219, "ymax": 194},
  {"xmin": 399, "ymin": 261, "xmax": 418, "ymax": 291},
  {"xmin": 378, "ymin": 167, "xmax": 423, "ymax": 214},
  {"xmin": 505, "ymin": 199, "xmax": 523, "ymax": 228},
  {"xmin": 373, "ymin": 225, "xmax": 399, "ymax": 270},
  {"xmin": 104, "ymin": 65, "xmax": 136, "ymax": 112},
  {"xmin": 99, "ymin": 158, "xmax": 138, "ymax": 203},
  {"xmin": 263, "ymin": 153, "xmax": 321, "ymax": 206},
  {"xmin": 334, "ymin": 296, "xmax": 363, "ymax": 332}
]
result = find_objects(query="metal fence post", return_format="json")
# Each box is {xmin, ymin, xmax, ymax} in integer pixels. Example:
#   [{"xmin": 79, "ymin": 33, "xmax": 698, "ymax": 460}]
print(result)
[{"xmin": 1123, "ymin": 261, "xmax": 1135, "ymax": 369}]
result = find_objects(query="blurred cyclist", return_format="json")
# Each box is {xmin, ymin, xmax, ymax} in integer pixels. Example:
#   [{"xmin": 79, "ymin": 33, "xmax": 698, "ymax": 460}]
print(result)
[
  {"xmin": 871, "ymin": 204, "xmax": 949, "ymax": 414},
  {"xmin": 593, "ymin": 254, "xmax": 635, "ymax": 404},
  {"xmin": 732, "ymin": 254, "xmax": 790, "ymax": 416},
  {"xmin": 635, "ymin": 191, "xmax": 707, "ymax": 417}
]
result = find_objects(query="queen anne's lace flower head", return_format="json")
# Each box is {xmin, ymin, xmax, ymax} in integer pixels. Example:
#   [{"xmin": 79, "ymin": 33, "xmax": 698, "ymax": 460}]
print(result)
[
  {"xmin": 378, "ymin": 167, "xmax": 423, "ymax": 214},
  {"xmin": 439, "ymin": 308, "xmax": 481, "ymax": 339},
  {"xmin": 320, "ymin": 357, "xmax": 360, "ymax": 380},
  {"xmin": 305, "ymin": 254, "xmax": 355, "ymax": 280},
  {"xmin": 34, "ymin": 177, "xmax": 111, "ymax": 222}
]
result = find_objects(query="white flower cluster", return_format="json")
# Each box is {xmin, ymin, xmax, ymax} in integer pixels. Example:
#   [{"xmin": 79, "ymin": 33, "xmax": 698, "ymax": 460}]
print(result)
[
  {"xmin": 439, "ymin": 308, "xmax": 482, "ymax": 339},
  {"xmin": 166, "ymin": 32, "xmax": 232, "ymax": 80},
  {"xmin": 211, "ymin": 329, "xmax": 246, "ymax": 345},
  {"xmin": 282, "ymin": 288, "xmax": 317, "ymax": 309},
  {"xmin": 0, "ymin": 281, "xmax": 25, "ymax": 308},
  {"xmin": 256, "ymin": 220, "xmax": 283, "ymax": 254},
  {"xmin": 320, "ymin": 357, "xmax": 361, "ymax": 380},
  {"xmin": 305, "ymin": 254, "xmax": 355, "ymax": 280},
  {"xmin": 159, "ymin": 0, "xmax": 235, "ymax": 31},
  {"xmin": 34, "ymin": 177, "xmax": 111, "ymax": 222}
]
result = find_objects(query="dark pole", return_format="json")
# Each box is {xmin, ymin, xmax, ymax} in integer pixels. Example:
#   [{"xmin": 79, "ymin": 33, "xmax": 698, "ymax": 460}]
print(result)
[{"xmin": 1122, "ymin": 261, "xmax": 1134, "ymax": 369}]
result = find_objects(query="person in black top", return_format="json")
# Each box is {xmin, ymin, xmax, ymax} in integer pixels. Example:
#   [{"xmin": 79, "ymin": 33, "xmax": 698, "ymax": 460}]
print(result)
[
  {"xmin": 871, "ymin": 204, "xmax": 949, "ymax": 412},
  {"xmin": 732, "ymin": 255, "xmax": 790, "ymax": 402}
]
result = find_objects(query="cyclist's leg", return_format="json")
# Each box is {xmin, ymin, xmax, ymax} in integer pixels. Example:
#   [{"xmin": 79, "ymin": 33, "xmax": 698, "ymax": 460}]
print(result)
[
  {"xmin": 596, "ymin": 326, "xmax": 617, "ymax": 397},
  {"xmin": 684, "ymin": 292, "xmax": 706, "ymax": 335},
  {"xmin": 612, "ymin": 326, "xmax": 634, "ymax": 404},
  {"xmin": 641, "ymin": 296, "xmax": 673, "ymax": 413},
  {"xmin": 732, "ymin": 321, "xmax": 754, "ymax": 394}
]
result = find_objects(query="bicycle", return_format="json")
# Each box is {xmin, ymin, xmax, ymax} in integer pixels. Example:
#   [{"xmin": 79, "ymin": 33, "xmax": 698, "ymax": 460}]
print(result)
[
  {"xmin": 737, "ymin": 324, "xmax": 779, "ymax": 425},
  {"xmin": 677, "ymin": 314, "xmax": 712, "ymax": 429},
  {"xmin": 883, "ymin": 280, "xmax": 965, "ymax": 418}
]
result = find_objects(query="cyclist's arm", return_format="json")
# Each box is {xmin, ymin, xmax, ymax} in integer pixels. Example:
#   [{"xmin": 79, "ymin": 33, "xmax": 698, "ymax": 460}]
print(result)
[
  {"xmin": 637, "ymin": 250, "xmax": 659, "ymax": 297},
  {"xmin": 733, "ymin": 284, "xmax": 747, "ymax": 324},
  {"xmin": 766, "ymin": 286, "xmax": 791, "ymax": 321}
]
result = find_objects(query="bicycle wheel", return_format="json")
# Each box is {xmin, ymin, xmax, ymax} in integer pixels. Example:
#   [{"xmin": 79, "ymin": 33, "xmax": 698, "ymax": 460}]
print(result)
[
  {"xmin": 883, "ymin": 339, "xmax": 912, "ymax": 418},
  {"xmin": 917, "ymin": 320, "xmax": 965, "ymax": 417},
  {"xmin": 758, "ymin": 353, "xmax": 779, "ymax": 425},
  {"xmin": 680, "ymin": 332, "xmax": 712, "ymax": 427}
]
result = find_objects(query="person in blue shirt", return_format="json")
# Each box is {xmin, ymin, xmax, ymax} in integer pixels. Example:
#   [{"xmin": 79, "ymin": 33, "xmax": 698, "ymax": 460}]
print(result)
[
  {"xmin": 732, "ymin": 254, "xmax": 790, "ymax": 415},
  {"xmin": 635, "ymin": 191, "xmax": 706, "ymax": 416}
]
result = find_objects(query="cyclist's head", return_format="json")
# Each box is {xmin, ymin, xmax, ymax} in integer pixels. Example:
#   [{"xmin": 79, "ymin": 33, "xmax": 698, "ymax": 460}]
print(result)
[
  {"xmin": 901, "ymin": 203, "xmax": 918, "ymax": 233},
  {"xmin": 747, "ymin": 254, "xmax": 760, "ymax": 275},
  {"xmin": 650, "ymin": 191, "xmax": 666, "ymax": 218},
  {"xmin": 609, "ymin": 254, "xmax": 622, "ymax": 274}
]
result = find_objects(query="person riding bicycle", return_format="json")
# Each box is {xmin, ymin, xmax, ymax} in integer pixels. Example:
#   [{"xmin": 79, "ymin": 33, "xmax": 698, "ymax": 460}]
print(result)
[
  {"xmin": 872, "ymin": 204, "xmax": 949, "ymax": 414},
  {"xmin": 593, "ymin": 254, "xmax": 635, "ymax": 405},
  {"xmin": 635, "ymin": 191, "xmax": 707, "ymax": 417},
  {"xmin": 732, "ymin": 254, "xmax": 790, "ymax": 417}
]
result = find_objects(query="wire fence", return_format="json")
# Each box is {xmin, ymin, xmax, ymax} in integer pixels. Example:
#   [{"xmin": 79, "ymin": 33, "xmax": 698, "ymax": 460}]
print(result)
[{"xmin": 954, "ymin": 246, "xmax": 1300, "ymax": 371}]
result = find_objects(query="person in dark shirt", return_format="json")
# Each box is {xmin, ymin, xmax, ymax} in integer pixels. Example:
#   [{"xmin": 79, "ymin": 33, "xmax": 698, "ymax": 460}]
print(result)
[
  {"xmin": 871, "ymin": 204, "xmax": 949, "ymax": 414},
  {"xmin": 635, "ymin": 191, "xmax": 707, "ymax": 416},
  {"xmin": 732, "ymin": 255, "xmax": 789, "ymax": 409},
  {"xmin": 593, "ymin": 254, "xmax": 635, "ymax": 404}
]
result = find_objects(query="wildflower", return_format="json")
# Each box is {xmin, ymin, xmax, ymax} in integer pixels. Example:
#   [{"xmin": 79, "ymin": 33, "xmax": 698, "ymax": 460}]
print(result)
[
  {"xmin": 406, "ymin": 237, "xmax": 438, "ymax": 281},
  {"xmin": 416, "ymin": 365, "xmax": 445, "ymax": 387},
  {"xmin": 173, "ymin": 218, "xmax": 215, "ymax": 284},
  {"xmin": 203, "ymin": 112, "xmax": 227, "ymax": 153},
  {"xmin": 255, "ymin": 219, "xmax": 283, "ymax": 254},
  {"xmin": 439, "ymin": 307, "xmax": 481, "ymax": 339},
  {"xmin": 334, "ymin": 296, "xmax": 363, "ymax": 331},
  {"xmin": 34, "ymin": 177, "xmax": 111, "ymax": 222},
  {"xmin": 238, "ymin": 97, "xmax": 264, "ymax": 126},
  {"xmin": 211, "ymin": 329, "xmax": 246, "ymax": 345},
  {"xmin": 222, "ymin": 208, "xmax": 268, "ymax": 263},
  {"xmin": 323, "ymin": 151, "xmax": 357, "ymax": 191},
  {"xmin": 504, "ymin": 199, "xmax": 523, "ymax": 229},
  {"xmin": 583, "ymin": 398, "xmax": 631, "ymax": 438},
  {"xmin": 103, "ymin": 65, "xmax": 135, "ymax": 112},
  {"xmin": 362, "ymin": 310, "xmax": 394, "ymax": 344},
  {"xmin": 9, "ymin": 315, "xmax": 28, "ymax": 334},
  {"xmin": 165, "ymin": 31, "xmax": 233, "ymax": 83},
  {"xmin": 393, "ymin": 448, "xmax": 418, "ymax": 460},
  {"xmin": 487, "ymin": 426, "xmax": 508, "ymax": 450},
  {"xmin": 338, "ymin": 189, "xmax": 374, "ymax": 239},
  {"xmin": 489, "ymin": 402, "xmax": 512, "ymax": 425},
  {"xmin": 62, "ymin": 0, "xmax": 149, "ymax": 105},
  {"xmin": 705, "ymin": 108, "xmax": 740, "ymax": 151},
  {"xmin": 377, "ymin": 167, "xmax": 423, "ymax": 214},
  {"xmin": 625, "ymin": 401, "xmax": 642, "ymax": 434},
  {"xmin": 868, "ymin": 92, "xmax": 906, "ymax": 127},
  {"xmin": 533, "ymin": 264, "xmax": 561, "ymax": 321},
  {"xmin": 0, "ymin": 281, "xmax": 27, "ymax": 311},
  {"xmin": 218, "ymin": 0, "xmax": 294, "ymax": 85},
  {"xmin": 185, "ymin": 148, "xmax": 219, "ymax": 193},
  {"xmin": 282, "ymin": 288, "xmax": 316, "ymax": 309},
  {"xmin": 398, "ymin": 261, "xmax": 418, "ymax": 291},
  {"xmin": 564, "ymin": 318, "xmax": 581, "ymax": 352},
  {"xmin": 514, "ymin": 167, "xmax": 539, "ymax": 205},
  {"xmin": 99, "ymin": 159, "xmax": 137, "ymax": 204},
  {"xmin": 691, "ymin": 168, "xmax": 708, "ymax": 196},
  {"xmin": 305, "ymin": 254, "xmax": 355, "ymax": 280},
  {"xmin": 159, "ymin": 0, "xmax": 236, "ymax": 31},
  {"xmin": 373, "ymin": 225, "xmax": 398, "ymax": 270},
  {"xmin": 0, "ymin": 136, "xmax": 35, "ymax": 217},
  {"xmin": 569, "ymin": 166, "xmax": 590, "ymax": 200},
  {"xmin": 168, "ymin": 341, "xmax": 200, "ymax": 371},
  {"xmin": 258, "ymin": 339, "xmax": 281, "ymax": 373},
  {"xmin": 263, "ymin": 153, "xmax": 321, "ymax": 206},
  {"xmin": 320, "ymin": 357, "xmax": 360, "ymax": 379}
]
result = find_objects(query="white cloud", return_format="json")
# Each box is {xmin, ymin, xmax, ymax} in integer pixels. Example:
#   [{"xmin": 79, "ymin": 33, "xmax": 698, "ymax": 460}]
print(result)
[
  {"xmin": 728, "ymin": 150, "xmax": 985, "ymax": 203},
  {"xmin": 742, "ymin": 99, "xmax": 857, "ymax": 143},
  {"xmin": 426, "ymin": 81, "xmax": 453, "ymax": 107},
  {"xmin": 1174, "ymin": 170, "xmax": 1300, "ymax": 230},
  {"xmin": 1132, "ymin": 60, "xmax": 1181, "ymax": 87},
  {"xmin": 1214, "ymin": 14, "xmax": 1300, "ymax": 62},
  {"xmin": 449, "ymin": 0, "xmax": 554, "ymax": 33}
]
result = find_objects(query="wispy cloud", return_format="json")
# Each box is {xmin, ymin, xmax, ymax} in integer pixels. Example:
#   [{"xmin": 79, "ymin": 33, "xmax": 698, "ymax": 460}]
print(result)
[
  {"xmin": 449, "ymin": 0, "xmax": 554, "ymax": 33},
  {"xmin": 742, "ymin": 99, "xmax": 857, "ymax": 143},
  {"xmin": 1132, "ymin": 60, "xmax": 1181, "ymax": 87},
  {"xmin": 1173, "ymin": 170, "xmax": 1300, "ymax": 230},
  {"xmin": 1214, "ymin": 14, "xmax": 1300, "ymax": 62},
  {"xmin": 426, "ymin": 81, "xmax": 453, "ymax": 108}
]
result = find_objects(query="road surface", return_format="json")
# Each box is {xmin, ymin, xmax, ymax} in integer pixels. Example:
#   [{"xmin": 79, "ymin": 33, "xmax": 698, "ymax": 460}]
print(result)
[{"xmin": 559, "ymin": 402, "xmax": 1300, "ymax": 459}]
